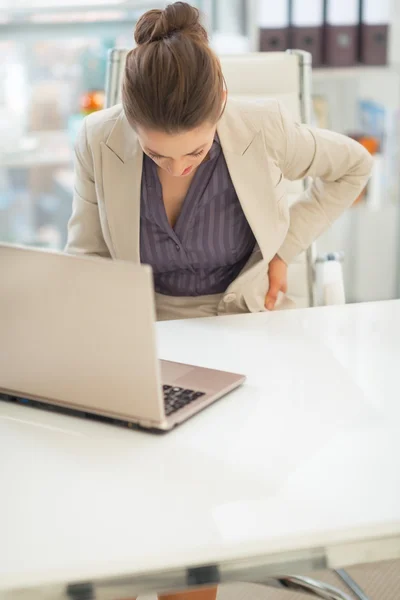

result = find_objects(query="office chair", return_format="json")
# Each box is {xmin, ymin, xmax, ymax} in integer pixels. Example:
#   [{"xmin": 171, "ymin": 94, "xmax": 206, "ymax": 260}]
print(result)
[{"xmin": 105, "ymin": 49, "xmax": 346, "ymax": 309}]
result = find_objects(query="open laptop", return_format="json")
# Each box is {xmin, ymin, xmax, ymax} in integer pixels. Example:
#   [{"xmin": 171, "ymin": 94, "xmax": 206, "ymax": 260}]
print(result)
[{"xmin": 0, "ymin": 244, "xmax": 245, "ymax": 432}]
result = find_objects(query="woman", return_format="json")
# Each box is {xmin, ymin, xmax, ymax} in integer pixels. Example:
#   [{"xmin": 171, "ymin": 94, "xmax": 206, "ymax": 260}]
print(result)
[{"xmin": 66, "ymin": 2, "xmax": 372, "ymax": 321}]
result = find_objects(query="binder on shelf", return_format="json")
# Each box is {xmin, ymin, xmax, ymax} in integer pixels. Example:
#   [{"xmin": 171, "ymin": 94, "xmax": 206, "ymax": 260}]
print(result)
[
  {"xmin": 324, "ymin": 0, "xmax": 360, "ymax": 67},
  {"xmin": 258, "ymin": 0, "xmax": 290, "ymax": 52},
  {"xmin": 360, "ymin": 0, "xmax": 390, "ymax": 65},
  {"xmin": 290, "ymin": 0, "xmax": 324, "ymax": 67}
]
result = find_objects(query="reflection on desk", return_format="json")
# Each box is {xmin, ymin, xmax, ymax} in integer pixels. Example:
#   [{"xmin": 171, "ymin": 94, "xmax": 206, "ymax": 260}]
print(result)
[{"xmin": 1, "ymin": 300, "xmax": 399, "ymax": 597}]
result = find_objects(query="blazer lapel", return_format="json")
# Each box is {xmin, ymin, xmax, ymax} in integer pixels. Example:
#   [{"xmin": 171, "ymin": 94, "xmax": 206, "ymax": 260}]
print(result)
[
  {"xmin": 100, "ymin": 102, "xmax": 285, "ymax": 266},
  {"xmin": 101, "ymin": 112, "xmax": 143, "ymax": 262},
  {"xmin": 217, "ymin": 102, "xmax": 283, "ymax": 263}
]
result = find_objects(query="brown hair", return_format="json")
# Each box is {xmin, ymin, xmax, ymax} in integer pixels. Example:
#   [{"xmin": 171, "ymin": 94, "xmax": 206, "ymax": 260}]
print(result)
[{"xmin": 122, "ymin": 2, "xmax": 225, "ymax": 133}]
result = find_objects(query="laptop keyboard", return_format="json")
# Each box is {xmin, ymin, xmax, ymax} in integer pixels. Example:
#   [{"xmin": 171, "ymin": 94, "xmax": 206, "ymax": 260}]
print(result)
[{"xmin": 163, "ymin": 385, "xmax": 206, "ymax": 416}]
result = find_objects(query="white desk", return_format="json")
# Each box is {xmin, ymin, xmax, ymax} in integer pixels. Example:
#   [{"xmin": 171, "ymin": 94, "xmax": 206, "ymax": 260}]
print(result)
[{"xmin": 1, "ymin": 301, "xmax": 400, "ymax": 599}]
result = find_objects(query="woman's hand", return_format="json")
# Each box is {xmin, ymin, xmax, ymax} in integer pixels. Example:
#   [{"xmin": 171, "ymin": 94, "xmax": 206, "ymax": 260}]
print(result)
[{"xmin": 265, "ymin": 254, "xmax": 288, "ymax": 310}]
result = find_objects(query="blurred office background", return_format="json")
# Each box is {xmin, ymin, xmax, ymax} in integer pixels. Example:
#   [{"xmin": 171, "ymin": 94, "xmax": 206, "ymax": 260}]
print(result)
[{"xmin": 0, "ymin": 0, "xmax": 399, "ymax": 303}]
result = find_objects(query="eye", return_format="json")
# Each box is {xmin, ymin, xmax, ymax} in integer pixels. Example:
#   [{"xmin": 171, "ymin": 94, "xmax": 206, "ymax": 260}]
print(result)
[
  {"xmin": 190, "ymin": 150, "xmax": 204, "ymax": 158},
  {"xmin": 149, "ymin": 153, "xmax": 163, "ymax": 160}
]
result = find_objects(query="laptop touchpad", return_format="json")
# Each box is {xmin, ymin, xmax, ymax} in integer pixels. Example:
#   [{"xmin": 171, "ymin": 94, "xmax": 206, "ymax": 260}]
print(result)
[
  {"xmin": 160, "ymin": 360, "xmax": 195, "ymax": 383},
  {"xmin": 160, "ymin": 360, "xmax": 235, "ymax": 394}
]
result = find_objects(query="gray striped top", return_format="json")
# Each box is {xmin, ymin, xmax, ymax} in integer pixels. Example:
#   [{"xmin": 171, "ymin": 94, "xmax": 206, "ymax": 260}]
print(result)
[{"xmin": 140, "ymin": 137, "xmax": 256, "ymax": 297}]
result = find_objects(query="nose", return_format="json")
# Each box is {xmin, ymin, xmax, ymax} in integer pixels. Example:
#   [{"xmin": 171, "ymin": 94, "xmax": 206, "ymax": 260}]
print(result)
[{"xmin": 168, "ymin": 160, "xmax": 188, "ymax": 177}]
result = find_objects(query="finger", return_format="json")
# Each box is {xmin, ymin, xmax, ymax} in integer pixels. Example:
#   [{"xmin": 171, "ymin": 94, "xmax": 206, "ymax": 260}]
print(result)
[{"xmin": 265, "ymin": 280, "xmax": 280, "ymax": 310}]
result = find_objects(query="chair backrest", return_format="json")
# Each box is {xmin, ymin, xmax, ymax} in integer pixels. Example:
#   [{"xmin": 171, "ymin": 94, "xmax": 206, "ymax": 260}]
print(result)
[
  {"xmin": 216, "ymin": 52, "xmax": 311, "ymax": 202},
  {"xmin": 104, "ymin": 50, "xmax": 314, "ymax": 307},
  {"xmin": 106, "ymin": 49, "xmax": 310, "ymax": 118}
]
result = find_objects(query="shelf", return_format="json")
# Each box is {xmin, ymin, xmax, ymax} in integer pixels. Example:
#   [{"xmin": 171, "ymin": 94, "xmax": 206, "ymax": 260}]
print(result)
[{"xmin": 313, "ymin": 65, "xmax": 400, "ymax": 81}]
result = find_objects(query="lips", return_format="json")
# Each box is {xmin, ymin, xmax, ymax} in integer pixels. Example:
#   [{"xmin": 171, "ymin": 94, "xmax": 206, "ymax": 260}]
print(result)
[{"xmin": 181, "ymin": 166, "xmax": 192, "ymax": 176}]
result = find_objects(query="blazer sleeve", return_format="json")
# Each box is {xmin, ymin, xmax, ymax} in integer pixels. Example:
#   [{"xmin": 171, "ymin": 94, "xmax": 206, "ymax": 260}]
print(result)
[
  {"xmin": 65, "ymin": 119, "xmax": 111, "ymax": 258},
  {"xmin": 274, "ymin": 102, "xmax": 373, "ymax": 265}
]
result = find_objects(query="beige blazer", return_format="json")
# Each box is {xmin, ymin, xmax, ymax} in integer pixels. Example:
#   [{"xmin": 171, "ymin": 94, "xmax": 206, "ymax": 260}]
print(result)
[{"xmin": 66, "ymin": 99, "xmax": 373, "ymax": 315}]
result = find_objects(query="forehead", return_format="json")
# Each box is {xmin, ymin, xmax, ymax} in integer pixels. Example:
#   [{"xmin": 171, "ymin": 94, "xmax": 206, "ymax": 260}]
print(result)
[{"xmin": 136, "ymin": 123, "xmax": 216, "ymax": 157}]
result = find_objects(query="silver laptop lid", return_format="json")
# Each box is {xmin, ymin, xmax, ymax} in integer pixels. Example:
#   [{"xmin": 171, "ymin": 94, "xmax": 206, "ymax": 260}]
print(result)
[{"xmin": 0, "ymin": 244, "xmax": 164, "ymax": 424}]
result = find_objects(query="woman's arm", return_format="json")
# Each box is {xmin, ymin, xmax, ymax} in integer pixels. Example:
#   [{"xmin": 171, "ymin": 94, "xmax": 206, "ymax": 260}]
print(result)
[
  {"xmin": 65, "ymin": 119, "xmax": 111, "ymax": 258},
  {"xmin": 273, "ymin": 102, "xmax": 373, "ymax": 265}
]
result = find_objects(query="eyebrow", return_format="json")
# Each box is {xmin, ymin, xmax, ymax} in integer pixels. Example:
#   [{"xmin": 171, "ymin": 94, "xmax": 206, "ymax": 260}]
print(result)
[{"xmin": 145, "ymin": 143, "xmax": 206, "ymax": 158}]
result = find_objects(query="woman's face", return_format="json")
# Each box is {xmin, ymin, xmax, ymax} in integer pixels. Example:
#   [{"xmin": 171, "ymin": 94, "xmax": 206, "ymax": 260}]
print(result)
[{"xmin": 137, "ymin": 122, "xmax": 216, "ymax": 178}]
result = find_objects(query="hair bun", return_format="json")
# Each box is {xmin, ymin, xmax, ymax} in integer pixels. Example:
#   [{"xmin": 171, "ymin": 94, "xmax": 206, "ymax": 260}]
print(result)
[{"xmin": 134, "ymin": 2, "xmax": 208, "ymax": 46}]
